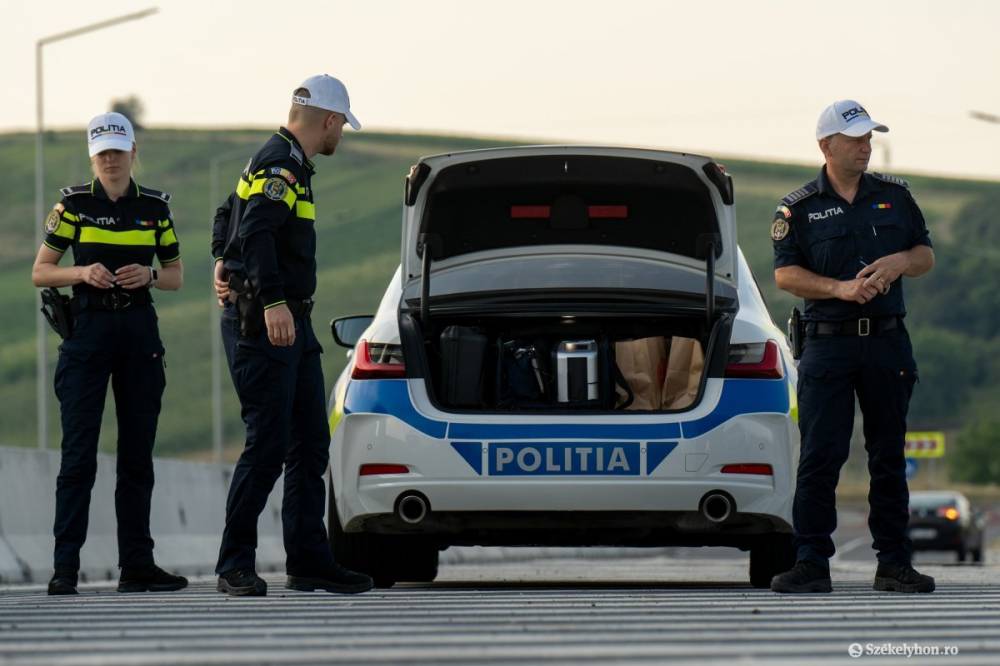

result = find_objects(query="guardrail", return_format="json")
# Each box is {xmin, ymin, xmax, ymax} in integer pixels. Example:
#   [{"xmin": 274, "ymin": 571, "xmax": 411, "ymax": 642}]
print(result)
[{"xmin": 0, "ymin": 446, "xmax": 284, "ymax": 584}]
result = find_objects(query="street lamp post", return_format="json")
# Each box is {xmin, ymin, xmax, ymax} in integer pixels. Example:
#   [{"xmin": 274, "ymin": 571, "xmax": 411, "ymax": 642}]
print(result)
[{"xmin": 35, "ymin": 8, "xmax": 158, "ymax": 450}]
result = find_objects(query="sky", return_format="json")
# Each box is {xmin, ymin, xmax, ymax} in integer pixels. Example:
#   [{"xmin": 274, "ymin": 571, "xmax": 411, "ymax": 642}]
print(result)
[{"xmin": 3, "ymin": 0, "xmax": 1000, "ymax": 181}]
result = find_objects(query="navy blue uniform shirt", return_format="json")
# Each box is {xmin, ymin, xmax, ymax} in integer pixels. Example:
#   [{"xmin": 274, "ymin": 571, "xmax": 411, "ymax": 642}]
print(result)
[
  {"xmin": 215, "ymin": 127, "xmax": 317, "ymax": 308},
  {"xmin": 43, "ymin": 179, "xmax": 180, "ymax": 296},
  {"xmin": 772, "ymin": 167, "xmax": 932, "ymax": 321}
]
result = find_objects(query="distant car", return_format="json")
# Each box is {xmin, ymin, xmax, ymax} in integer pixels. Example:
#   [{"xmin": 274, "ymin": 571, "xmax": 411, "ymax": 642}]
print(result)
[
  {"xmin": 908, "ymin": 490, "xmax": 985, "ymax": 562},
  {"xmin": 326, "ymin": 146, "xmax": 800, "ymax": 588}
]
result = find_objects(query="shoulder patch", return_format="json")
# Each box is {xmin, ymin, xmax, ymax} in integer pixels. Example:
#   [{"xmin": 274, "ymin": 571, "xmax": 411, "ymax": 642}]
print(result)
[
  {"xmin": 780, "ymin": 182, "xmax": 818, "ymax": 206},
  {"xmin": 59, "ymin": 184, "xmax": 90, "ymax": 197},
  {"xmin": 770, "ymin": 217, "xmax": 790, "ymax": 241},
  {"xmin": 262, "ymin": 177, "xmax": 289, "ymax": 201},
  {"xmin": 44, "ymin": 203, "xmax": 64, "ymax": 234},
  {"xmin": 268, "ymin": 167, "xmax": 298, "ymax": 184},
  {"xmin": 138, "ymin": 185, "xmax": 171, "ymax": 203},
  {"xmin": 872, "ymin": 172, "xmax": 910, "ymax": 189}
]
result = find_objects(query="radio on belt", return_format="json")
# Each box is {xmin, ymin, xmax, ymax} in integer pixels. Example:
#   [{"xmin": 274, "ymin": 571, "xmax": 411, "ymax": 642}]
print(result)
[{"xmin": 554, "ymin": 340, "xmax": 599, "ymax": 404}]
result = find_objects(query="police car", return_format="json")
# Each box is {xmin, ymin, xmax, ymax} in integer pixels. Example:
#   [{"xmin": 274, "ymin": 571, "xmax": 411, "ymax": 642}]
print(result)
[{"xmin": 327, "ymin": 146, "xmax": 798, "ymax": 587}]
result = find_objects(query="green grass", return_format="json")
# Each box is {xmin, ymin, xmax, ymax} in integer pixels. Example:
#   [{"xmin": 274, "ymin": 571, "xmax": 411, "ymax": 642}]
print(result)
[{"xmin": 1, "ymin": 128, "xmax": 997, "ymax": 459}]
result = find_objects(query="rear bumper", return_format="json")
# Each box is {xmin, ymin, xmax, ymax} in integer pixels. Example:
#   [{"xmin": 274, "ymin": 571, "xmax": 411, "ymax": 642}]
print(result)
[{"xmin": 331, "ymin": 378, "xmax": 797, "ymax": 546}]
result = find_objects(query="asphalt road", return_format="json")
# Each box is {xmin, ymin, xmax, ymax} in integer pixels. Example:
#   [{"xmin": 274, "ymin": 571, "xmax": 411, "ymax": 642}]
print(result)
[{"xmin": 2, "ymin": 551, "xmax": 998, "ymax": 666}]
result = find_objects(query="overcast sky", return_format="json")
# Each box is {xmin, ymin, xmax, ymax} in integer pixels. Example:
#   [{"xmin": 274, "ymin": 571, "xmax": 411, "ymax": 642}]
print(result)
[{"xmin": 4, "ymin": 0, "xmax": 1000, "ymax": 180}]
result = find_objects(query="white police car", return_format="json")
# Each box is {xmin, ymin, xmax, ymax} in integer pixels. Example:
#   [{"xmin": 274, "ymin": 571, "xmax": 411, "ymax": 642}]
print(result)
[{"xmin": 327, "ymin": 146, "xmax": 798, "ymax": 587}]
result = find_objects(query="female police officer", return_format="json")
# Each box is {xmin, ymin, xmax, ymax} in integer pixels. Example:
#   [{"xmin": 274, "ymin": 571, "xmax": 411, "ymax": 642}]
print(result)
[{"xmin": 31, "ymin": 112, "xmax": 187, "ymax": 595}]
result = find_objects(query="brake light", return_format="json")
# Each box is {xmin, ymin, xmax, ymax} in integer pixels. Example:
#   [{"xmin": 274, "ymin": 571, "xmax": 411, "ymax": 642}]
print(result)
[
  {"xmin": 510, "ymin": 205, "xmax": 551, "ymax": 219},
  {"xmin": 725, "ymin": 340, "xmax": 783, "ymax": 379},
  {"xmin": 509, "ymin": 205, "xmax": 628, "ymax": 219},
  {"xmin": 352, "ymin": 340, "xmax": 406, "ymax": 379},
  {"xmin": 359, "ymin": 463, "xmax": 410, "ymax": 476},
  {"xmin": 721, "ymin": 464, "xmax": 773, "ymax": 476},
  {"xmin": 936, "ymin": 507, "xmax": 960, "ymax": 521}
]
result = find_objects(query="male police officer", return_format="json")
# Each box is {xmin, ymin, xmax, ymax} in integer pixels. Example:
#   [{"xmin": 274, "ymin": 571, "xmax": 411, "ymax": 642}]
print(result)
[
  {"xmin": 214, "ymin": 75, "xmax": 373, "ymax": 596},
  {"xmin": 770, "ymin": 100, "xmax": 935, "ymax": 594}
]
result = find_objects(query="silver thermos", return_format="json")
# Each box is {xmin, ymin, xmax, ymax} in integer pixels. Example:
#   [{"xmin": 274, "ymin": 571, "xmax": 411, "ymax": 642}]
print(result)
[{"xmin": 554, "ymin": 340, "xmax": 599, "ymax": 403}]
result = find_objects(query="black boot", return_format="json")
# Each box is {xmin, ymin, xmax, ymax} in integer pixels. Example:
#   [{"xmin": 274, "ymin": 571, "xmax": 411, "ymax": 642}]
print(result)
[
  {"xmin": 286, "ymin": 563, "xmax": 374, "ymax": 594},
  {"xmin": 873, "ymin": 562, "xmax": 935, "ymax": 593},
  {"xmin": 217, "ymin": 569, "xmax": 267, "ymax": 596},
  {"xmin": 47, "ymin": 569, "xmax": 79, "ymax": 596},
  {"xmin": 770, "ymin": 560, "xmax": 832, "ymax": 593},
  {"xmin": 118, "ymin": 564, "xmax": 188, "ymax": 593}
]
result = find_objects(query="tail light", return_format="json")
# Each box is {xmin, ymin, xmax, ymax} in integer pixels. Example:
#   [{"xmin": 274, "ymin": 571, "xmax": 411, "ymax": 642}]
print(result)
[
  {"xmin": 352, "ymin": 340, "xmax": 406, "ymax": 379},
  {"xmin": 936, "ymin": 506, "xmax": 960, "ymax": 521},
  {"xmin": 359, "ymin": 464, "xmax": 410, "ymax": 476},
  {"xmin": 725, "ymin": 340, "xmax": 783, "ymax": 379},
  {"xmin": 721, "ymin": 464, "xmax": 773, "ymax": 476}
]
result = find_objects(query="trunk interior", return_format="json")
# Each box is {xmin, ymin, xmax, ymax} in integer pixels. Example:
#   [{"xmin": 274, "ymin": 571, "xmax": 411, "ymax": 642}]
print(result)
[{"xmin": 401, "ymin": 306, "xmax": 733, "ymax": 414}]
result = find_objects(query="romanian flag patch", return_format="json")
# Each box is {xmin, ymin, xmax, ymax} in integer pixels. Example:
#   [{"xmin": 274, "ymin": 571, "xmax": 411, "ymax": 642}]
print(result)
[{"xmin": 872, "ymin": 203, "xmax": 892, "ymax": 210}]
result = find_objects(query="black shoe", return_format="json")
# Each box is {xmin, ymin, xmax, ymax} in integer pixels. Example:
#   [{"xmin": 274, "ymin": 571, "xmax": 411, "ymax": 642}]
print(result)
[
  {"xmin": 286, "ymin": 563, "xmax": 374, "ymax": 594},
  {"xmin": 118, "ymin": 564, "xmax": 188, "ymax": 593},
  {"xmin": 47, "ymin": 569, "xmax": 78, "ymax": 596},
  {"xmin": 873, "ymin": 562, "xmax": 935, "ymax": 593},
  {"xmin": 217, "ymin": 569, "xmax": 267, "ymax": 597},
  {"xmin": 770, "ymin": 560, "xmax": 832, "ymax": 593}
]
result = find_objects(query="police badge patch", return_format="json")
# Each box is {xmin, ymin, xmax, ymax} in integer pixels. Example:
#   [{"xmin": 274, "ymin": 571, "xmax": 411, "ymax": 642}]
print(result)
[
  {"xmin": 262, "ymin": 177, "xmax": 288, "ymax": 201},
  {"xmin": 44, "ymin": 203, "xmax": 64, "ymax": 234},
  {"xmin": 770, "ymin": 217, "xmax": 789, "ymax": 241}
]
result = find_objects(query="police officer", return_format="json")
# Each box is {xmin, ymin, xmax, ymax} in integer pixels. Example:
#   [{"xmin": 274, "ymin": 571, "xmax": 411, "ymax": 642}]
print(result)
[
  {"xmin": 769, "ymin": 101, "xmax": 935, "ymax": 594},
  {"xmin": 31, "ymin": 112, "xmax": 187, "ymax": 595},
  {"xmin": 213, "ymin": 75, "xmax": 373, "ymax": 596}
]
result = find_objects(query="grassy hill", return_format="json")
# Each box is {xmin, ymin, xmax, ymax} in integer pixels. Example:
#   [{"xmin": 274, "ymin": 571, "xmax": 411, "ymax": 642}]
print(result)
[{"xmin": 1, "ymin": 129, "xmax": 998, "ymax": 469}]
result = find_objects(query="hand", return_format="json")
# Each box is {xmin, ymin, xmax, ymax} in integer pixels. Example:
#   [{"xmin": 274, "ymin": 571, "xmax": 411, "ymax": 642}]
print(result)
[
  {"xmin": 264, "ymin": 304, "xmax": 296, "ymax": 347},
  {"xmin": 836, "ymin": 278, "xmax": 880, "ymax": 304},
  {"xmin": 113, "ymin": 264, "xmax": 152, "ymax": 289},
  {"xmin": 213, "ymin": 261, "xmax": 230, "ymax": 307},
  {"xmin": 77, "ymin": 263, "xmax": 115, "ymax": 289},
  {"xmin": 856, "ymin": 253, "xmax": 909, "ymax": 294}
]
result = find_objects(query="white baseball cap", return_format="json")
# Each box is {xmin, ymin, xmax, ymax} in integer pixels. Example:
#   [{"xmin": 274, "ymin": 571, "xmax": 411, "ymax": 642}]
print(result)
[
  {"xmin": 87, "ymin": 112, "xmax": 135, "ymax": 157},
  {"xmin": 815, "ymin": 100, "xmax": 888, "ymax": 140},
  {"xmin": 292, "ymin": 74, "xmax": 361, "ymax": 130}
]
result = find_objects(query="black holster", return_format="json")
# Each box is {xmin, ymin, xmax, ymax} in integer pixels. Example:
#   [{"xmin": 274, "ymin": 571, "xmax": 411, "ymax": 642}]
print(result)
[
  {"xmin": 40, "ymin": 288, "xmax": 73, "ymax": 340},
  {"xmin": 229, "ymin": 274, "xmax": 264, "ymax": 338},
  {"xmin": 787, "ymin": 307, "xmax": 804, "ymax": 360}
]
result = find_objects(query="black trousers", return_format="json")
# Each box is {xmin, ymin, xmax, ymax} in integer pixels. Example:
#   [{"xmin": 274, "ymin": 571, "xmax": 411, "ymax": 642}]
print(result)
[
  {"xmin": 215, "ymin": 311, "xmax": 335, "ymax": 575},
  {"xmin": 793, "ymin": 323, "xmax": 917, "ymax": 566},
  {"xmin": 52, "ymin": 305, "xmax": 165, "ymax": 571}
]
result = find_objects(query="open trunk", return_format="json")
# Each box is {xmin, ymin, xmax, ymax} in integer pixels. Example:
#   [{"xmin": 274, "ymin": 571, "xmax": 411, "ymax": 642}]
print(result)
[
  {"xmin": 394, "ymin": 147, "xmax": 741, "ymax": 413},
  {"xmin": 399, "ymin": 302, "xmax": 734, "ymax": 414}
]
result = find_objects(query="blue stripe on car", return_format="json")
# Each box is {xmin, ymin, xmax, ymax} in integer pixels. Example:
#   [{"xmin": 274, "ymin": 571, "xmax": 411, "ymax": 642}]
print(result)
[{"xmin": 343, "ymin": 377, "xmax": 789, "ymax": 441}]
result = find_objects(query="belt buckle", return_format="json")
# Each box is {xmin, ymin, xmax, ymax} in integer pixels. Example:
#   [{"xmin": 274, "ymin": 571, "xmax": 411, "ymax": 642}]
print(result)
[
  {"xmin": 105, "ymin": 291, "xmax": 132, "ymax": 311},
  {"xmin": 858, "ymin": 318, "xmax": 870, "ymax": 337}
]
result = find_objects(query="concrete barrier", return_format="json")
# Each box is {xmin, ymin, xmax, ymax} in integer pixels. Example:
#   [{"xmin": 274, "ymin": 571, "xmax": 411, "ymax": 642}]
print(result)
[{"xmin": 0, "ymin": 446, "xmax": 285, "ymax": 584}]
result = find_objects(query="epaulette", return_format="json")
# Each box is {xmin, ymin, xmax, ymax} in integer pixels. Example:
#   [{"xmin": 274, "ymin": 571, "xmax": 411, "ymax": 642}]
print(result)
[
  {"xmin": 59, "ymin": 184, "xmax": 91, "ymax": 197},
  {"xmin": 872, "ymin": 172, "xmax": 910, "ymax": 189},
  {"xmin": 288, "ymin": 143, "xmax": 304, "ymax": 166},
  {"xmin": 780, "ymin": 182, "xmax": 818, "ymax": 206},
  {"xmin": 138, "ymin": 185, "xmax": 171, "ymax": 203}
]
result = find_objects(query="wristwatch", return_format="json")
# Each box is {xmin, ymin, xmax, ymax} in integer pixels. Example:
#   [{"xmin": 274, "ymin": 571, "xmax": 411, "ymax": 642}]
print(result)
[{"xmin": 149, "ymin": 267, "xmax": 159, "ymax": 287}]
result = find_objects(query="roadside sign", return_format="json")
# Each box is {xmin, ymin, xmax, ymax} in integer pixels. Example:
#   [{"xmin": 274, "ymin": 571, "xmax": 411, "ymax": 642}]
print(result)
[{"xmin": 905, "ymin": 431, "xmax": 945, "ymax": 458}]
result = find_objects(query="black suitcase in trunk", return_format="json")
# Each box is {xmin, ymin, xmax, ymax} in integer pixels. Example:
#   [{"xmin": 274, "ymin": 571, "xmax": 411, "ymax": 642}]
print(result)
[{"xmin": 440, "ymin": 326, "xmax": 488, "ymax": 407}]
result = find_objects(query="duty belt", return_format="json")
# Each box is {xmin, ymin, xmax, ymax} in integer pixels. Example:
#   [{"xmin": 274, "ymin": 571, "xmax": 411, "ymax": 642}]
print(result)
[
  {"xmin": 71, "ymin": 289, "xmax": 152, "ymax": 313},
  {"xmin": 807, "ymin": 316, "xmax": 900, "ymax": 337}
]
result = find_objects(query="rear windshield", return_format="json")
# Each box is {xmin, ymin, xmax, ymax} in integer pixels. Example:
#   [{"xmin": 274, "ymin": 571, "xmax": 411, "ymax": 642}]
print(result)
[{"xmin": 422, "ymin": 156, "xmax": 719, "ymax": 262}]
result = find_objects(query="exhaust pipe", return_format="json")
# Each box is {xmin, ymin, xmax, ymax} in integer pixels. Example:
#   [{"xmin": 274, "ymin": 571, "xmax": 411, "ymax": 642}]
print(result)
[
  {"xmin": 701, "ymin": 492, "xmax": 733, "ymax": 523},
  {"xmin": 396, "ymin": 492, "xmax": 429, "ymax": 525}
]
